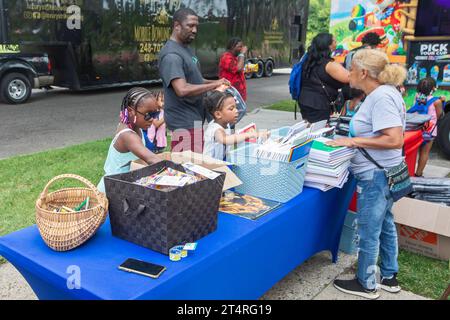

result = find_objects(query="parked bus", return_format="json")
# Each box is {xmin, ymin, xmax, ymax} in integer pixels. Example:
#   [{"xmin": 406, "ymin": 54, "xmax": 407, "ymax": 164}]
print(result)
[{"xmin": 0, "ymin": 0, "xmax": 309, "ymax": 104}]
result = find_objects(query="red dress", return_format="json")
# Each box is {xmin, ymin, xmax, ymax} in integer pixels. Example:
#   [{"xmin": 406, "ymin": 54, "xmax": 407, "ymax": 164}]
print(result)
[{"xmin": 219, "ymin": 51, "xmax": 247, "ymax": 101}]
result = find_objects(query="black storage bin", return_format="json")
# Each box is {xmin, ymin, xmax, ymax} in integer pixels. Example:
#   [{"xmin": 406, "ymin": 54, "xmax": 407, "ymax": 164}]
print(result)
[{"xmin": 104, "ymin": 160, "xmax": 225, "ymax": 255}]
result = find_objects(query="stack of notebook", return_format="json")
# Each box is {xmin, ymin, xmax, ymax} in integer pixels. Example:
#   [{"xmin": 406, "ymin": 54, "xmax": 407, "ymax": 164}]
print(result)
[
  {"xmin": 305, "ymin": 137, "xmax": 355, "ymax": 191},
  {"xmin": 255, "ymin": 121, "xmax": 334, "ymax": 163}
]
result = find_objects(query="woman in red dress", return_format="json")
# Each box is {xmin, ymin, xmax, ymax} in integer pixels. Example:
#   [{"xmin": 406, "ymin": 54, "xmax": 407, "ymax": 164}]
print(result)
[{"xmin": 219, "ymin": 37, "xmax": 248, "ymax": 101}]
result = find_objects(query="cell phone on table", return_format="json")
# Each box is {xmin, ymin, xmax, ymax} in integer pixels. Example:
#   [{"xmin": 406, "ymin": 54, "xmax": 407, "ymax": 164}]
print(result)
[{"xmin": 118, "ymin": 258, "xmax": 166, "ymax": 279}]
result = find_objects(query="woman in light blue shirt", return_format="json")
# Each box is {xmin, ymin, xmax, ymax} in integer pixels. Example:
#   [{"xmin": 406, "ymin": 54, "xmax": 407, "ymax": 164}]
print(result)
[{"xmin": 328, "ymin": 49, "xmax": 407, "ymax": 300}]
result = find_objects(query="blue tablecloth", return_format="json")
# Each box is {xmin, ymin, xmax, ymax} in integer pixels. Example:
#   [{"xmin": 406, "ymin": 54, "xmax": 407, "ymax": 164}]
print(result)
[{"xmin": 0, "ymin": 179, "xmax": 355, "ymax": 300}]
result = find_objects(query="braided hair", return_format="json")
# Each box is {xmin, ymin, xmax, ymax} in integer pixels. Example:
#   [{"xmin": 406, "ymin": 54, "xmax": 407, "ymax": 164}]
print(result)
[
  {"xmin": 203, "ymin": 90, "xmax": 234, "ymax": 117},
  {"xmin": 120, "ymin": 87, "xmax": 159, "ymax": 128}
]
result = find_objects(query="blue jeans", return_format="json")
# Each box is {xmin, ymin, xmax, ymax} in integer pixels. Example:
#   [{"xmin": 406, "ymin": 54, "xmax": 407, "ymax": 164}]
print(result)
[{"xmin": 355, "ymin": 169, "xmax": 399, "ymax": 290}]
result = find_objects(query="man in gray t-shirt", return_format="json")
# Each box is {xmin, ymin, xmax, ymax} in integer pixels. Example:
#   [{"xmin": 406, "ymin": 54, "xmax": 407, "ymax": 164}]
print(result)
[{"xmin": 158, "ymin": 8, "xmax": 229, "ymax": 152}]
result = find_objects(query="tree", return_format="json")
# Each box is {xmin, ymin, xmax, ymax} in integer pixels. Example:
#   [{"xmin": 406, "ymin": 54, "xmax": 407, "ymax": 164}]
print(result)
[{"xmin": 305, "ymin": 0, "xmax": 331, "ymax": 47}]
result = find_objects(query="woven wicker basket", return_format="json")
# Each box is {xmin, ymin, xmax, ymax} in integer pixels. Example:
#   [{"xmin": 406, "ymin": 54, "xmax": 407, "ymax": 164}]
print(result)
[{"xmin": 35, "ymin": 174, "xmax": 109, "ymax": 252}]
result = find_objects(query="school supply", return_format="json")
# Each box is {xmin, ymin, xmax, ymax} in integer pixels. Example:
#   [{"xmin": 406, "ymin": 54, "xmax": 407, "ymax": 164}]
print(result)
[
  {"xmin": 280, "ymin": 120, "xmax": 308, "ymax": 144},
  {"xmin": 169, "ymin": 243, "xmax": 198, "ymax": 262},
  {"xmin": 182, "ymin": 162, "xmax": 221, "ymax": 180},
  {"xmin": 304, "ymin": 137, "xmax": 354, "ymax": 191},
  {"xmin": 256, "ymin": 139, "xmax": 311, "ymax": 163},
  {"xmin": 255, "ymin": 122, "xmax": 334, "ymax": 163},
  {"xmin": 237, "ymin": 123, "xmax": 257, "ymax": 143},
  {"xmin": 134, "ymin": 167, "xmax": 202, "ymax": 191},
  {"xmin": 105, "ymin": 161, "xmax": 225, "ymax": 255},
  {"xmin": 36, "ymin": 174, "xmax": 108, "ymax": 252},
  {"xmin": 74, "ymin": 197, "xmax": 90, "ymax": 211},
  {"xmin": 219, "ymin": 191, "xmax": 281, "ymax": 220},
  {"xmin": 61, "ymin": 206, "xmax": 76, "ymax": 213}
]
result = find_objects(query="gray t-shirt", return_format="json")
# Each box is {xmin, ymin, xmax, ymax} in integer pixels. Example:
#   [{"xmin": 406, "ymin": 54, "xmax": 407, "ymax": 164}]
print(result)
[
  {"xmin": 350, "ymin": 85, "xmax": 406, "ymax": 174},
  {"xmin": 158, "ymin": 40, "xmax": 205, "ymax": 131}
]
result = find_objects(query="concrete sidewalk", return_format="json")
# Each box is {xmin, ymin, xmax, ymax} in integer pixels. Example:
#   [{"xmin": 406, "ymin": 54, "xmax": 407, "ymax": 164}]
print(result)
[
  {"xmin": 0, "ymin": 108, "xmax": 444, "ymax": 301},
  {"xmin": 239, "ymin": 108, "xmax": 299, "ymax": 130}
]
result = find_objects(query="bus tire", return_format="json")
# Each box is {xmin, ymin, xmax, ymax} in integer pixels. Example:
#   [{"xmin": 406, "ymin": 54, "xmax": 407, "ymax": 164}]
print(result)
[
  {"xmin": 254, "ymin": 60, "xmax": 265, "ymax": 78},
  {"xmin": 1, "ymin": 72, "xmax": 32, "ymax": 104},
  {"xmin": 437, "ymin": 112, "xmax": 450, "ymax": 159},
  {"xmin": 264, "ymin": 59, "xmax": 274, "ymax": 77}
]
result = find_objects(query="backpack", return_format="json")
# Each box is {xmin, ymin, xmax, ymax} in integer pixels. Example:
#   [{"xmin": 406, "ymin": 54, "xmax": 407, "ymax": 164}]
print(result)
[
  {"xmin": 407, "ymin": 96, "xmax": 440, "ymax": 142},
  {"xmin": 289, "ymin": 53, "xmax": 308, "ymax": 101},
  {"xmin": 407, "ymin": 96, "xmax": 439, "ymax": 115},
  {"xmin": 225, "ymin": 86, "xmax": 247, "ymax": 124}
]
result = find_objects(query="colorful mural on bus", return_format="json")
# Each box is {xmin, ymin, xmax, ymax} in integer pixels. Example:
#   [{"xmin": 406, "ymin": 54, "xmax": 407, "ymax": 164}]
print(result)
[{"xmin": 330, "ymin": 0, "xmax": 408, "ymax": 64}]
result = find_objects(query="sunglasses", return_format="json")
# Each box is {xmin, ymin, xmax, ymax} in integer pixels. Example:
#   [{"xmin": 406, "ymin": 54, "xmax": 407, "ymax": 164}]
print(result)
[{"xmin": 135, "ymin": 109, "xmax": 161, "ymax": 121}]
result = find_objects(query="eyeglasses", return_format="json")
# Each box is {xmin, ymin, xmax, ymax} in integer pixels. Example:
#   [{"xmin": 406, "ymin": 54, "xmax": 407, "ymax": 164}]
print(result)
[{"xmin": 135, "ymin": 109, "xmax": 161, "ymax": 121}]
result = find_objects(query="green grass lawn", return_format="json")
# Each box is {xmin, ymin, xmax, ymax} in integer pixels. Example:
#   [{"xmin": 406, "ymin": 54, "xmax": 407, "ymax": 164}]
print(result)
[
  {"xmin": 0, "ymin": 138, "xmax": 448, "ymax": 299},
  {"xmin": 397, "ymin": 250, "xmax": 449, "ymax": 300},
  {"xmin": 0, "ymin": 139, "xmax": 111, "ymax": 238},
  {"xmin": 266, "ymin": 99, "xmax": 297, "ymax": 112}
]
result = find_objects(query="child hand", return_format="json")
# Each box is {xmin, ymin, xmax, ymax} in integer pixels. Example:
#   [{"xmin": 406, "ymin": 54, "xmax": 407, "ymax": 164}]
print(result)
[{"xmin": 257, "ymin": 130, "xmax": 271, "ymax": 140}]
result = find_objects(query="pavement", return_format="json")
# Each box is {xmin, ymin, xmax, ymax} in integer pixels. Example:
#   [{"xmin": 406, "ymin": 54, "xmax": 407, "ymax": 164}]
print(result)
[
  {"xmin": 1, "ymin": 106, "xmax": 445, "ymax": 300},
  {"xmin": 0, "ymin": 72, "xmax": 292, "ymax": 159}
]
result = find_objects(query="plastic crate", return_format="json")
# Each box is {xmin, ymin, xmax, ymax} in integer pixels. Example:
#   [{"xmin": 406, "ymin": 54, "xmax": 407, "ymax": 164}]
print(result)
[
  {"xmin": 227, "ymin": 142, "xmax": 311, "ymax": 203},
  {"xmin": 339, "ymin": 211, "xmax": 358, "ymax": 255},
  {"xmin": 270, "ymin": 126, "xmax": 290, "ymax": 138}
]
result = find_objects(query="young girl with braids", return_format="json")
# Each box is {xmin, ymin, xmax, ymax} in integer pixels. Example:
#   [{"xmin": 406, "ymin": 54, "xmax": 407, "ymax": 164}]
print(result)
[
  {"xmin": 407, "ymin": 77, "xmax": 445, "ymax": 177},
  {"xmin": 145, "ymin": 91, "xmax": 167, "ymax": 153},
  {"xmin": 97, "ymin": 87, "xmax": 163, "ymax": 193},
  {"xmin": 203, "ymin": 90, "xmax": 270, "ymax": 161}
]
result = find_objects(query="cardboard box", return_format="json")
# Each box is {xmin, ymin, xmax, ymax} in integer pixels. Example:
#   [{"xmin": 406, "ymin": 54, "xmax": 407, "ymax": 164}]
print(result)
[
  {"xmin": 392, "ymin": 197, "xmax": 450, "ymax": 261},
  {"xmin": 130, "ymin": 151, "xmax": 242, "ymax": 192}
]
